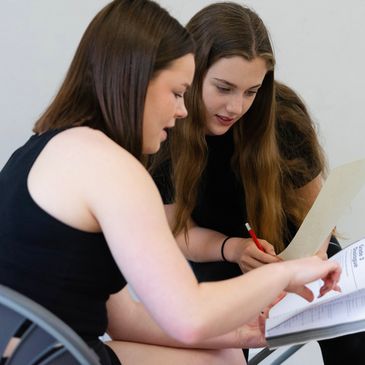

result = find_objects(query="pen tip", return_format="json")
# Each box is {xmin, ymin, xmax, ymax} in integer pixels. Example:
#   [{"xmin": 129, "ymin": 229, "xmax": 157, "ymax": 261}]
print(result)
[{"xmin": 245, "ymin": 222, "xmax": 251, "ymax": 230}]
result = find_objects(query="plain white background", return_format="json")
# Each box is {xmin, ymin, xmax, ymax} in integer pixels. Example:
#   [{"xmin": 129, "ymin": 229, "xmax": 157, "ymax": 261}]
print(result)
[{"xmin": 1, "ymin": 1, "xmax": 364, "ymax": 246}]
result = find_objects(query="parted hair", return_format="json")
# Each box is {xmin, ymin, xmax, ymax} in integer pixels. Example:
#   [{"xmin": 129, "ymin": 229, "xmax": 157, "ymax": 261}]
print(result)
[
  {"xmin": 33, "ymin": 0, "xmax": 194, "ymax": 161},
  {"xmin": 159, "ymin": 2, "xmax": 286, "ymax": 251}
]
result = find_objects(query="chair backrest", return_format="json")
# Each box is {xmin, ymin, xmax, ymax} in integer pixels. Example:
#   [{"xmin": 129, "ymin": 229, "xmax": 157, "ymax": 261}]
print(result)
[{"xmin": 0, "ymin": 284, "xmax": 100, "ymax": 365}]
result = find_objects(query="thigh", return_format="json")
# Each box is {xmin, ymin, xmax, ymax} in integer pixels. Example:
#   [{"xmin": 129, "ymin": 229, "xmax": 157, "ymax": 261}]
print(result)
[{"xmin": 106, "ymin": 340, "xmax": 246, "ymax": 365}]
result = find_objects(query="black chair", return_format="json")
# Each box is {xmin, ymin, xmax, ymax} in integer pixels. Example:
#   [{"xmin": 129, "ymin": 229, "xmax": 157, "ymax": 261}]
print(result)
[
  {"xmin": 0, "ymin": 284, "xmax": 100, "ymax": 365},
  {"xmin": 248, "ymin": 344, "xmax": 305, "ymax": 365}
]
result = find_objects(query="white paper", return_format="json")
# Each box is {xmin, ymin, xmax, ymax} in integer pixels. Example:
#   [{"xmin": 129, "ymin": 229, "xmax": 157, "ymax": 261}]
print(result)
[
  {"xmin": 268, "ymin": 238, "xmax": 365, "ymax": 329},
  {"xmin": 266, "ymin": 289, "xmax": 365, "ymax": 338},
  {"xmin": 279, "ymin": 159, "xmax": 365, "ymax": 260}
]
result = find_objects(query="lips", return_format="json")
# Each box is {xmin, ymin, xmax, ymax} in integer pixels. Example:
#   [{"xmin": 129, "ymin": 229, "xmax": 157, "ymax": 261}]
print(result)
[{"xmin": 215, "ymin": 114, "xmax": 235, "ymax": 126}]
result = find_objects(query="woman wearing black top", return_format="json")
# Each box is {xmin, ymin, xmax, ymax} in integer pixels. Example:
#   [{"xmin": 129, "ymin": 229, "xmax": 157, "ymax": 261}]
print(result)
[{"xmin": 150, "ymin": 3, "xmax": 361, "ymax": 364}]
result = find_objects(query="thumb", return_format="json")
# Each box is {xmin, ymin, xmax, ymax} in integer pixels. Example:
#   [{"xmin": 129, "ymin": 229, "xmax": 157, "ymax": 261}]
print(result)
[{"xmin": 291, "ymin": 285, "xmax": 315, "ymax": 302}]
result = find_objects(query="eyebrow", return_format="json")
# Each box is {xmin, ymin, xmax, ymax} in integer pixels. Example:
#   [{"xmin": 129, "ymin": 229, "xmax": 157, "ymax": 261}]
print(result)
[
  {"xmin": 182, "ymin": 82, "xmax": 191, "ymax": 89},
  {"xmin": 213, "ymin": 78, "xmax": 261, "ymax": 89}
]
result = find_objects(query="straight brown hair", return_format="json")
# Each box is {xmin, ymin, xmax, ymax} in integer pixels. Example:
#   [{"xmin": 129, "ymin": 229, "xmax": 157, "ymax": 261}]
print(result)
[
  {"xmin": 152, "ymin": 2, "xmax": 285, "ymax": 251},
  {"xmin": 33, "ymin": 0, "xmax": 194, "ymax": 161}
]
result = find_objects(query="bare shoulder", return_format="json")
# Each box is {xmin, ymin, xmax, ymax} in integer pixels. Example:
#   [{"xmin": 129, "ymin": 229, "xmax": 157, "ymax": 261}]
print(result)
[
  {"xmin": 47, "ymin": 127, "xmax": 147, "ymax": 177},
  {"xmin": 33, "ymin": 126, "xmax": 158, "ymax": 206},
  {"xmin": 49, "ymin": 127, "xmax": 132, "ymax": 161}
]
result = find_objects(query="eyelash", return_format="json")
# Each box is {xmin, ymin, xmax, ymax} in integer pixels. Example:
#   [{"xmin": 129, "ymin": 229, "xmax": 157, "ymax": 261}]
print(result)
[
  {"xmin": 216, "ymin": 86, "xmax": 231, "ymax": 93},
  {"xmin": 174, "ymin": 92, "xmax": 183, "ymax": 99},
  {"xmin": 216, "ymin": 84, "xmax": 259, "ymax": 97}
]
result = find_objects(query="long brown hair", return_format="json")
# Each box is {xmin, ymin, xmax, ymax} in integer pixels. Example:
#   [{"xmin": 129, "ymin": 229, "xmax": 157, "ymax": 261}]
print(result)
[
  {"xmin": 158, "ymin": 2, "xmax": 286, "ymax": 250},
  {"xmin": 275, "ymin": 81, "xmax": 327, "ymax": 241},
  {"xmin": 33, "ymin": 0, "xmax": 194, "ymax": 161}
]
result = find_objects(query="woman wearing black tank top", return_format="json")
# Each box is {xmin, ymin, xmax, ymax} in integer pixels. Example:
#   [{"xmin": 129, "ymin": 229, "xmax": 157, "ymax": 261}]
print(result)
[{"xmin": 0, "ymin": 1, "xmax": 342, "ymax": 364}]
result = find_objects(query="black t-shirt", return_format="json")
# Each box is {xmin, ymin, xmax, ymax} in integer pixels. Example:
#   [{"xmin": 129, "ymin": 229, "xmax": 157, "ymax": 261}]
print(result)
[{"xmin": 154, "ymin": 126, "xmax": 339, "ymax": 282}]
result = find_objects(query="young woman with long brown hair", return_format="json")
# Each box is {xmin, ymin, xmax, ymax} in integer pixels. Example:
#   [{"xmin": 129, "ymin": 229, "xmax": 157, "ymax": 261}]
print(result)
[{"xmin": 150, "ymin": 2, "xmax": 363, "ymax": 364}]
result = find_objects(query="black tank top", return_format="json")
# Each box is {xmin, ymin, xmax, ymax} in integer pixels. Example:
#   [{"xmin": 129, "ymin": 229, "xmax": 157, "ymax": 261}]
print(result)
[{"xmin": 0, "ymin": 129, "xmax": 126, "ymax": 343}]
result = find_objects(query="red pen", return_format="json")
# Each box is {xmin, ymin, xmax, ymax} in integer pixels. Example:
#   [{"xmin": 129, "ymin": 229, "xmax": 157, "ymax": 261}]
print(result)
[{"xmin": 245, "ymin": 222, "xmax": 265, "ymax": 252}]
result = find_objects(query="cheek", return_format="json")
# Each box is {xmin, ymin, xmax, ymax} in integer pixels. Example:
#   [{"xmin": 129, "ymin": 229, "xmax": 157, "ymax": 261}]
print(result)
[
  {"xmin": 203, "ymin": 90, "xmax": 222, "ymax": 113},
  {"xmin": 163, "ymin": 95, "xmax": 177, "ymax": 116},
  {"xmin": 244, "ymin": 97, "xmax": 257, "ymax": 114}
]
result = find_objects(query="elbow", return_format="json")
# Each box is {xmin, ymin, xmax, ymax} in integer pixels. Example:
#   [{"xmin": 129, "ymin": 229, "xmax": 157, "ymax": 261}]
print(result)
[{"xmin": 166, "ymin": 317, "xmax": 208, "ymax": 345}]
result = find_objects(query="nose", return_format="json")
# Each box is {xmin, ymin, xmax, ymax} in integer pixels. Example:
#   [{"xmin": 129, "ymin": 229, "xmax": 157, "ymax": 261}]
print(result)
[
  {"xmin": 175, "ymin": 98, "xmax": 188, "ymax": 119},
  {"xmin": 226, "ymin": 95, "xmax": 244, "ymax": 116}
]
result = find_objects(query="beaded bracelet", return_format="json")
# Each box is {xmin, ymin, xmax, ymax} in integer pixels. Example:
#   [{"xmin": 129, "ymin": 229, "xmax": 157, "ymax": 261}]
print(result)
[{"xmin": 220, "ymin": 236, "xmax": 232, "ymax": 262}]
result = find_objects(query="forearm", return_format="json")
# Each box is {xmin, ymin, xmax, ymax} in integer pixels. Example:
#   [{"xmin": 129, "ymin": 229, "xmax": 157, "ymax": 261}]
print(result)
[
  {"xmin": 109, "ymin": 255, "xmax": 339, "ymax": 345},
  {"xmin": 193, "ymin": 263, "xmax": 290, "ymax": 339},
  {"xmin": 164, "ymin": 203, "xmax": 227, "ymax": 262},
  {"xmin": 165, "ymin": 205, "xmax": 277, "ymax": 268},
  {"xmin": 107, "ymin": 288, "xmax": 256, "ymax": 349},
  {"xmin": 175, "ymin": 224, "xmax": 227, "ymax": 262}
]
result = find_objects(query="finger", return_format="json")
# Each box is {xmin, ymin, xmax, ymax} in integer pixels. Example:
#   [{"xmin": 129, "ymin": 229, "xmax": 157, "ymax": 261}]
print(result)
[
  {"xmin": 260, "ymin": 240, "xmax": 277, "ymax": 255},
  {"xmin": 263, "ymin": 292, "xmax": 287, "ymax": 317},
  {"xmin": 242, "ymin": 257, "xmax": 266, "ymax": 271},
  {"xmin": 333, "ymin": 284, "xmax": 342, "ymax": 293},
  {"xmin": 255, "ymin": 250, "xmax": 281, "ymax": 264},
  {"xmin": 329, "ymin": 262, "xmax": 342, "ymax": 283},
  {"xmin": 318, "ymin": 284, "xmax": 330, "ymax": 298},
  {"xmin": 272, "ymin": 291, "xmax": 287, "ymax": 306},
  {"xmin": 321, "ymin": 263, "xmax": 342, "ymax": 290},
  {"xmin": 315, "ymin": 250, "xmax": 328, "ymax": 260},
  {"xmin": 258, "ymin": 312, "xmax": 267, "ymax": 334},
  {"xmin": 292, "ymin": 285, "xmax": 315, "ymax": 302}
]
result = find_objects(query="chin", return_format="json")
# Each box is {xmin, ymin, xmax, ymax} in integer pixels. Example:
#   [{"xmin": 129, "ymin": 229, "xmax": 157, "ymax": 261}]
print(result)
[
  {"xmin": 143, "ymin": 144, "xmax": 161, "ymax": 155},
  {"xmin": 206, "ymin": 125, "xmax": 231, "ymax": 136}
]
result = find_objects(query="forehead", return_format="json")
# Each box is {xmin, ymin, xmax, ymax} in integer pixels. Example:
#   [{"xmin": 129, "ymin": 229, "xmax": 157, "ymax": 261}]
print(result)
[
  {"xmin": 205, "ymin": 56, "xmax": 268, "ymax": 87},
  {"xmin": 153, "ymin": 53, "xmax": 195, "ymax": 85}
]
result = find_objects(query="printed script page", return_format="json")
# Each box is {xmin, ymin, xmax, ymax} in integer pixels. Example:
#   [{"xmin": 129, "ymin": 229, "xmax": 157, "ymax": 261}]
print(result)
[
  {"xmin": 266, "ymin": 288, "xmax": 365, "ymax": 339},
  {"xmin": 268, "ymin": 238, "xmax": 365, "ymax": 328}
]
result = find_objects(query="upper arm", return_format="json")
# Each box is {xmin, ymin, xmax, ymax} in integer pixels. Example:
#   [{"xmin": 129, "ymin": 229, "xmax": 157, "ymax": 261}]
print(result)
[
  {"xmin": 164, "ymin": 203, "xmax": 177, "ymax": 230},
  {"xmin": 164, "ymin": 203, "xmax": 198, "ymax": 255},
  {"xmin": 295, "ymin": 174, "xmax": 330, "ymax": 254},
  {"xmin": 295, "ymin": 173, "xmax": 323, "ymax": 212},
  {"xmin": 82, "ymin": 137, "xmax": 199, "ymax": 335}
]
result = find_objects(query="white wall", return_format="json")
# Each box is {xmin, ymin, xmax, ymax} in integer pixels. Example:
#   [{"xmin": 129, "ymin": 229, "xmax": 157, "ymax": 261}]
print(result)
[{"xmin": 1, "ymin": 0, "xmax": 364, "ymax": 244}]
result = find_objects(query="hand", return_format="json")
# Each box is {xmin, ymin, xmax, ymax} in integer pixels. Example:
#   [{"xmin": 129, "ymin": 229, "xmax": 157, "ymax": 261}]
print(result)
[
  {"xmin": 283, "ymin": 256, "xmax": 341, "ymax": 301},
  {"xmin": 315, "ymin": 249, "xmax": 328, "ymax": 260},
  {"xmin": 238, "ymin": 293, "xmax": 286, "ymax": 349},
  {"xmin": 225, "ymin": 237, "xmax": 281, "ymax": 272},
  {"xmin": 236, "ymin": 314, "xmax": 267, "ymax": 349}
]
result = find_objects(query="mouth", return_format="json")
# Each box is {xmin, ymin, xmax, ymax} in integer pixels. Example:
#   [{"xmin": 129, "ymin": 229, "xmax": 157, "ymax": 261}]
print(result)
[
  {"xmin": 164, "ymin": 123, "xmax": 175, "ymax": 132},
  {"xmin": 161, "ymin": 125, "xmax": 174, "ymax": 141},
  {"xmin": 215, "ymin": 114, "xmax": 235, "ymax": 126}
]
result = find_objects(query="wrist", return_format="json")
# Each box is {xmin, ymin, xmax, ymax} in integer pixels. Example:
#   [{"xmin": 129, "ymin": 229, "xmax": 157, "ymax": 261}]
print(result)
[
  {"xmin": 275, "ymin": 261, "xmax": 293, "ymax": 289},
  {"xmin": 221, "ymin": 236, "xmax": 233, "ymax": 262},
  {"xmin": 220, "ymin": 237, "xmax": 240, "ymax": 262}
]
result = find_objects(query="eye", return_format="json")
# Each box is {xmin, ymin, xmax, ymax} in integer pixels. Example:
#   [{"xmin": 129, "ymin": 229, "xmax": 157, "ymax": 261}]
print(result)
[
  {"xmin": 216, "ymin": 85, "xmax": 231, "ymax": 93},
  {"xmin": 246, "ymin": 90, "xmax": 258, "ymax": 97},
  {"xmin": 174, "ymin": 92, "xmax": 183, "ymax": 99}
]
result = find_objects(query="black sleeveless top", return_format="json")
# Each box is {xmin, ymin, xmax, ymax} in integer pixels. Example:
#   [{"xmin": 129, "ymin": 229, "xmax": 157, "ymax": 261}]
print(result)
[{"xmin": 0, "ymin": 130, "xmax": 126, "ymax": 350}]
